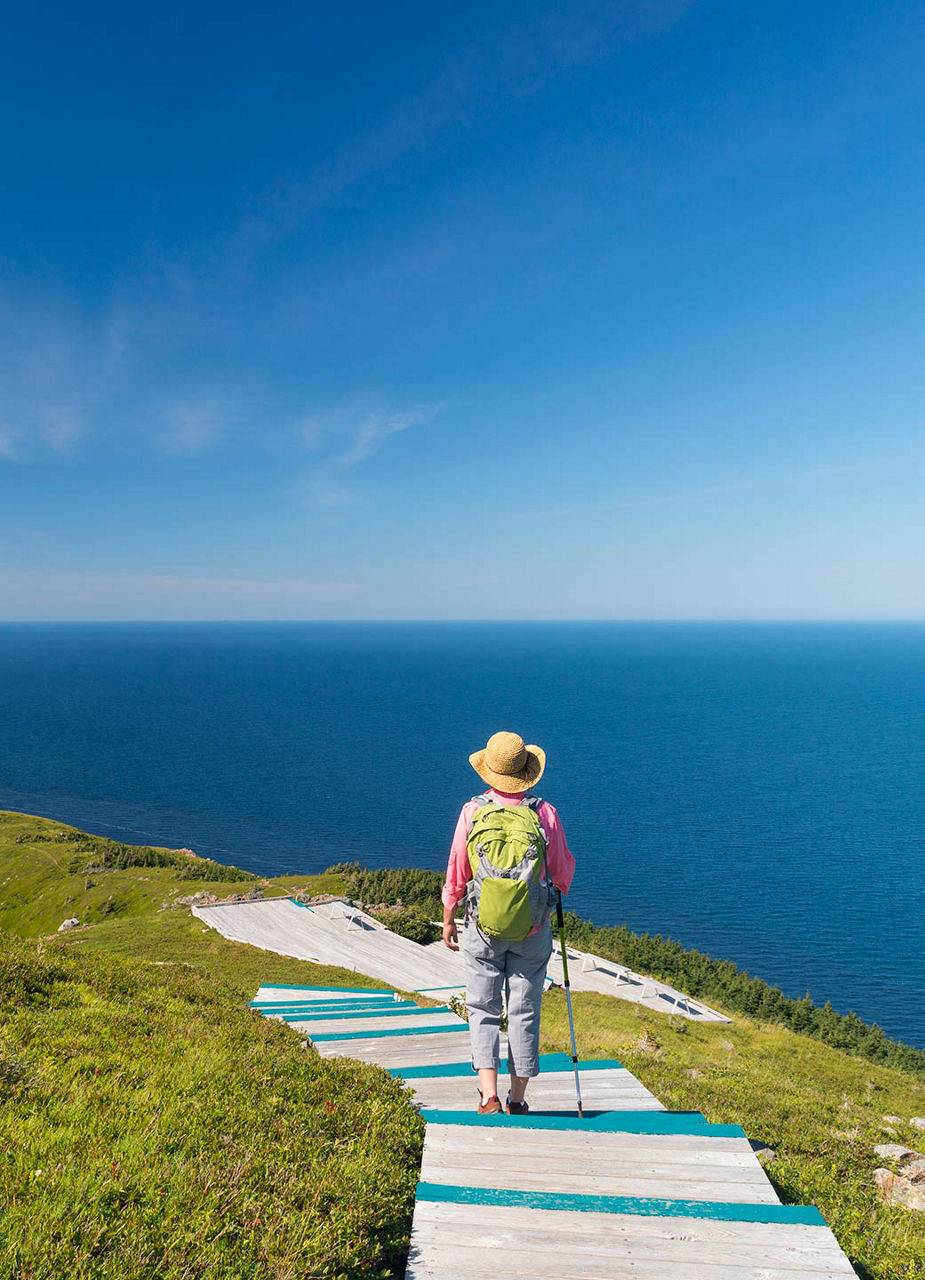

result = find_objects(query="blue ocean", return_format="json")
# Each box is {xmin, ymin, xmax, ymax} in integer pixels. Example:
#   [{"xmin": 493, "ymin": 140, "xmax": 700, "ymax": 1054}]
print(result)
[{"xmin": 1, "ymin": 622, "xmax": 922, "ymax": 1048}]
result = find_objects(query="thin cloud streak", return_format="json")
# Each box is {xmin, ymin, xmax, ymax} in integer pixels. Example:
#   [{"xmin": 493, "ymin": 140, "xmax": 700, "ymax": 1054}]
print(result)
[
  {"xmin": 225, "ymin": 2, "xmax": 695, "ymax": 265},
  {"xmin": 337, "ymin": 406, "xmax": 442, "ymax": 468},
  {"xmin": 296, "ymin": 402, "xmax": 443, "ymax": 508}
]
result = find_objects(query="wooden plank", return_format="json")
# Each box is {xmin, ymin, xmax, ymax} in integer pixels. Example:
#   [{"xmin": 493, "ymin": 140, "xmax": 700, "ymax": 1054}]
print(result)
[
  {"xmin": 286, "ymin": 1011, "xmax": 463, "ymax": 1036},
  {"xmin": 422, "ymin": 1127, "xmax": 755, "ymax": 1157},
  {"xmin": 422, "ymin": 1136, "xmax": 765, "ymax": 1169},
  {"xmin": 389, "ymin": 1054, "xmax": 628, "ymax": 1078},
  {"xmin": 404, "ymin": 1069, "xmax": 664, "ymax": 1112},
  {"xmin": 408, "ymin": 1209, "xmax": 856, "ymax": 1273},
  {"xmin": 414, "ymin": 1181, "xmax": 817, "ymax": 1220},
  {"xmin": 409, "ymin": 1199, "xmax": 853, "ymax": 1249},
  {"xmin": 407, "ymin": 1243, "xmax": 855, "ymax": 1280},
  {"xmin": 311, "ymin": 1031, "xmax": 473, "ymax": 1066},
  {"xmin": 310, "ymin": 1022, "xmax": 465, "ymax": 1043},
  {"xmin": 418, "ymin": 1160, "xmax": 777, "ymax": 1204},
  {"xmin": 253, "ymin": 984, "xmax": 393, "ymax": 998},
  {"xmin": 249, "ymin": 993, "xmax": 404, "ymax": 1003},
  {"xmin": 418, "ymin": 1110, "xmax": 749, "ymax": 1138},
  {"xmin": 408, "ymin": 1090, "xmax": 661, "ymax": 1113}
]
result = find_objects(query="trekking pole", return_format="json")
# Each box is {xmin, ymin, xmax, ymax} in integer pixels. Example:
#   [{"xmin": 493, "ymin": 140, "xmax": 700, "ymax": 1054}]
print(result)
[{"xmin": 555, "ymin": 889, "xmax": 584, "ymax": 1119}]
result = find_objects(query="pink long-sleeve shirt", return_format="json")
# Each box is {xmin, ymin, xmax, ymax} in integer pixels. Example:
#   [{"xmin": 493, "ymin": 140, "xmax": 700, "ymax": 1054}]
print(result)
[{"xmin": 442, "ymin": 788, "xmax": 576, "ymax": 926}]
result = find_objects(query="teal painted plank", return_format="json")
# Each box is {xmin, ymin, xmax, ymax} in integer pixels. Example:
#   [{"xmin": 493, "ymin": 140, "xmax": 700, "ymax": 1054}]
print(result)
[
  {"xmin": 256, "ymin": 983, "xmax": 392, "ymax": 993},
  {"xmin": 388, "ymin": 1054, "xmax": 624, "ymax": 1079},
  {"xmin": 278, "ymin": 1005, "xmax": 449, "ymax": 1024},
  {"xmin": 414, "ymin": 1181, "xmax": 826, "ymax": 1226},
  {"xmin": 288, "ymin": 899, "xmax": 315, "ymax": 912},
  {"xmin": 420, "ymin": 1109, "xmax": 747, "ymax": 1138},
  {"xmin": 250, "ymin": 996, "xmax": 406, "ymax": 1007},
  {"xmin": 252, "ymin": 1000, "xmax": 418, "ymax": 1014},
  {"xmin": 309, "ymin": 1023, "xmax": 466, "ymax": 1043}
]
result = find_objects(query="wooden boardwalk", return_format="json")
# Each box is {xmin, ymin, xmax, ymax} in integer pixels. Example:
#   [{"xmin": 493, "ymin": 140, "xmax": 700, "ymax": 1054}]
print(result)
[
  {"xmin": 251, "ymin": 983, "xmax": 857, "ymax": 1278},
  {"xmin": 198, "ymin": 896, "xmax": 730, "ymax": 1021}
]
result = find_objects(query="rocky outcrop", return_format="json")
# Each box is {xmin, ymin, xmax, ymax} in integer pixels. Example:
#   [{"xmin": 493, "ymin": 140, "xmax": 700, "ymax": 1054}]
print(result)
[
  {"xmin": 57, "ymin": 917, "xmax": 80, "ymax": 932},
  {"xmin": 175, "ymin": 891, "xmax": 220, "ymax": 908},
  {"xmin": 875, "ymin": 1168, "xmax": 925, "ymax": 1211},
  {"xmin": 874, "ymin": 1144, "xmax": 914, "ymax": 1160},
  {"xmin": 874, "ymin": 1145, "xmax": 925, "ymax": 1212}
]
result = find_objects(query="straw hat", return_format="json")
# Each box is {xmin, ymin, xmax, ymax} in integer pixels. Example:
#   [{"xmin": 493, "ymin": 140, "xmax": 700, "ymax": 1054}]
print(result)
[{"xmin": 469, "ymin": 731, "xmax": 546, "ymax": 793}]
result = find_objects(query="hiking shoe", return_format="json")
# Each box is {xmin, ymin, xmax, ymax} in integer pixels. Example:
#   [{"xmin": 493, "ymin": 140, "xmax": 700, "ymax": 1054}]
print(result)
[
  {"xmin": 477, "ymin": 1093, "xmax": 503, "ymax": 1115},
  {"xmin": 505, "ymin": 1096, "xmax": 529, "ymax": 1116}
]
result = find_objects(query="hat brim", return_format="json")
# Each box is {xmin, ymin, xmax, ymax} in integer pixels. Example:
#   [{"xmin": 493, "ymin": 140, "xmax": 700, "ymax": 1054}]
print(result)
[{"xmin": 469, "ymin": 744, "xmax": 546, "ymax": 794}]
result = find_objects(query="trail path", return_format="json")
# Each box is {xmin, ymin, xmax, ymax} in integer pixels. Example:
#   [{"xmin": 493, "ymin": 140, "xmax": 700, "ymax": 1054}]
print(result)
[
  {"xmin": 251, "ymin": 983, "xmax": 857, "ymax": 1278},
  {"xmin": 195, "ymin": 896, "xmax": 730, "ymax": 1021}
]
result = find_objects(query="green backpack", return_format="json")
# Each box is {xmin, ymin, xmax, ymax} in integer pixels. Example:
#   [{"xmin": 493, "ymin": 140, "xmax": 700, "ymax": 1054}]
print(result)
[{"xmin": 465, "ymin": 794, "xmax": 551, "ymax": 941}]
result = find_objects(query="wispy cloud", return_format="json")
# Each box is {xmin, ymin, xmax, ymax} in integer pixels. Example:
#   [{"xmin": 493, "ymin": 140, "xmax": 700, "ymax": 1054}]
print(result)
[
  {"xmin": 0, "ymin": 2, "xmax": 687, "ymax": 469},
  {"xmin": 295, "ymin": 402, "xmax": 443, "ymax": 507},
  {"xmin": 226, "ymin": 2, "xmax": 694, "ymax": 264},
  {"xmin": 159, "ymin": 398, "xmax": 223, "ymax": 453},
  {"xmin": 0, "ymin": 289, "xmax": 127, "ymax": 461},
  {"xmin": 337, "ymin": 407, "xmax": 441, "ymax": 468}
]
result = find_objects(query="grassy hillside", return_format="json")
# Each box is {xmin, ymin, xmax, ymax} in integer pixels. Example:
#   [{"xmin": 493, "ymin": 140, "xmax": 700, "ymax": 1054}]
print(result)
[
  {"xmin": 0, "ymin": 814, "xmax": 421, "ymax": 1279},
  {"xmin": 0, "ymin": 810, "xmax": 344, "ymax": 938},
  {"xmin": 3, "ymin": 814, "xmax": 925, "ymax": 1279}
]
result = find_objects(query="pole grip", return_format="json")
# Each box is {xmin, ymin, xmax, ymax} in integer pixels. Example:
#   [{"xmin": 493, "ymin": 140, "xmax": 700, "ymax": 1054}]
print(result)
[{"xmin": 555, "ymin": 888, "xmax": 564, "ymax": 930}]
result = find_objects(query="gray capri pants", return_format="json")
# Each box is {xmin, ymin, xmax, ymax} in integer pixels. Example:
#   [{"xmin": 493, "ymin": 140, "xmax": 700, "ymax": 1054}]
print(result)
[{"xmin": 462, "ymin": 917, "xmax": 553, "ymax": 1078}]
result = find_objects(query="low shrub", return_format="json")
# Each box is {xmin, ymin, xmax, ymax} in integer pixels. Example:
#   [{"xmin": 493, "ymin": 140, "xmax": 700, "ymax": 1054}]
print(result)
[
  {"xmin": 368, "ymin": 905, "xmax": 440, "ymax": 945},
  {"xmin": 328, "ymin": 864, "xmax": 443, "ymax": 917}
]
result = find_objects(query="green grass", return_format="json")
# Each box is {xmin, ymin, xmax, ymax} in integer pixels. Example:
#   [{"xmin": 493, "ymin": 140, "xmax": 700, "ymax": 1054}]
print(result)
[
  {"xmin": 3, "ymin": 815, "xmax": 925, "ymax": 1279},
  {"xmin": 0, "ymin": 815, "xmax": 422, "ymax": 1279},
  {"xmin": 0, "ymin": 811, "xmax": 344, "ymax": 938}
]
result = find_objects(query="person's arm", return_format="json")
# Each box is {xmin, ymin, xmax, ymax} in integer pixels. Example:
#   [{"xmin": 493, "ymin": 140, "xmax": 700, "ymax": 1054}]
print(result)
[
  {"xmin": 441, "ymin": 803, "xmax": 474, "ymax": 950},
  {"xmin": 540, "ymin": 802, "xmax": 575, "ymax": 896},
  {"xmin": 442, "ymin": 900, "xmax": 460, "ymax": 951}
]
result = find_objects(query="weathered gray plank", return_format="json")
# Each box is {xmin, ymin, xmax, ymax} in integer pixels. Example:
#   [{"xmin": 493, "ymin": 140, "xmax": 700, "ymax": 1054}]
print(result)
[
  {"xmin": 409, "ymin": 1199, "xmax": 847, "ymax": 1249},
  {"xmin": 285, "ymin": 1011, "xmax": 465, "ymax": 1035},
  {"xmin": 421, "ymin": 1127, "xmax": 755, "ymax": 1158},
  {"xmin": 405, "ymin": 1202, "xmax": 857, "ymax": 1277},
  {"xmin": 254, "ymin": 985, "xmax": 393, "ymax": 1003},
  {"xmin": 311, "ymin": 1031, "xmax": 473, "ymax": 1066},
  {"xmin": 405, "ymin": 1068, "xmax": 663, "ymax": 1112},
  {"xmin": 410, "ymin": 1216, "xmax": 855, "ymax": 1272}
]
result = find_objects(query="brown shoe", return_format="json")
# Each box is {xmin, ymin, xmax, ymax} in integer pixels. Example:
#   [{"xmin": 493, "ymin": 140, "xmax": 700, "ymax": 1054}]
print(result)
[
  {"xmin": 477, "ymin": 1093, "xmax": 503, "ymax": 1115},
  {"xmin": 505, "ymin": 1096, "xmax": 529, "ymax": 1116}
]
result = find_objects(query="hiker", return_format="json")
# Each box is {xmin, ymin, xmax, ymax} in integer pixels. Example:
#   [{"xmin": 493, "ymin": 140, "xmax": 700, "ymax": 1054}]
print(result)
[{"xmin": 442, "ymin": 731, "xmax": 575, "ymax": 1115}]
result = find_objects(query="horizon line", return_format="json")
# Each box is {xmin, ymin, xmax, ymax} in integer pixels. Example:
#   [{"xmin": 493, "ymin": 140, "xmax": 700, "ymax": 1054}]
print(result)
[{"xmin": 2, "ymin": 618, "xmax": 925, "ymax": 626}]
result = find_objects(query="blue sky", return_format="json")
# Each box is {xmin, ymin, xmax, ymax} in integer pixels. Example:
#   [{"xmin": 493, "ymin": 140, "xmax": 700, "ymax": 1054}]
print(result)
[{"xmin": 2, "ymin": 0, "xmax": 924, "ymax": 619}]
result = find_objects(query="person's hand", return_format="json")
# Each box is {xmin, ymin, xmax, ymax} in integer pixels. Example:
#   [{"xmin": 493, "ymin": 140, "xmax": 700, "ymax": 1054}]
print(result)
[{"xmin": 442, "ymin": 919, "xmax": 459, "ymax": 951}]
